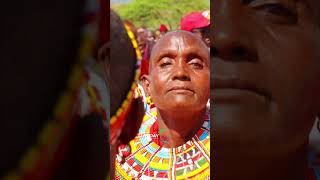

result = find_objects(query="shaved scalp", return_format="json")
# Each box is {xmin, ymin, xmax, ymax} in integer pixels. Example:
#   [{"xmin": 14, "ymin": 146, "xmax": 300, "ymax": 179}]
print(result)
[{"xmin": 149, "ymin": 30, "xmax": 208, "ymax": 72}]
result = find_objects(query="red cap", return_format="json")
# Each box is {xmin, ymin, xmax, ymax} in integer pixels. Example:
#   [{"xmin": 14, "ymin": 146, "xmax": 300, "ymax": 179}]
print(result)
[
  {"xmin": 159, "ymin": 24, "xmax": 168, "ymax": 33},
  {"xmin": 180, "ymin": 12, "xmax": 210, "ymax": 31}
]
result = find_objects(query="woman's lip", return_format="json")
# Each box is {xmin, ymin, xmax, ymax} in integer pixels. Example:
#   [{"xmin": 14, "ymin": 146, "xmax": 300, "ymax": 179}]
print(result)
[
  {"xmin": 167, "ymin": 86, "xmax": 194, "ymax": 93},
  {"xmin": 213, "ymin": 78, "xmax": 267, "ymax": 95},
  {"xmin": 212, "ymin": 78, "xmax": 270, "ymax": 102}
]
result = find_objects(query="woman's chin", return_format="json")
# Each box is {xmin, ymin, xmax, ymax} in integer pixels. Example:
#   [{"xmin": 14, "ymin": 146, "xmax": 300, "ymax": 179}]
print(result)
[{"xmin": 165, "ymin": 101, "xmax": 199, "ymax": 112}]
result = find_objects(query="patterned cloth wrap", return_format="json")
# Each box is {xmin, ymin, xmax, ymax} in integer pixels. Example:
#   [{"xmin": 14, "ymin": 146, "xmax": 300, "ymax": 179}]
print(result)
[{"xmin": 79, "ymin": 62, "xmax": 109, "ymax": 126}]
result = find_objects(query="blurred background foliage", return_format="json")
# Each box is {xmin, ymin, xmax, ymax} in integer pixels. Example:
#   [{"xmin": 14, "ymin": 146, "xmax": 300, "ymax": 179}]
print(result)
[{"xmin": 111, "ymin": 0, "xmax": 209, "ymax": 30}]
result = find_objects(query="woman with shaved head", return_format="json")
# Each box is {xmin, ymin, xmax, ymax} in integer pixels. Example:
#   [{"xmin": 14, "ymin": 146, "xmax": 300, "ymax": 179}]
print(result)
[{"xmin": 114, "ymin": 30, "xmax": 210, "ymax": 179}]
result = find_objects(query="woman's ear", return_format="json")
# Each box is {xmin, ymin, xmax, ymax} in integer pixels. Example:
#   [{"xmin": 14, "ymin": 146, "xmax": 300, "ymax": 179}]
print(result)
[
  {"xmin": 98, "ymin": 42, "xmax": 110, "ymax": 85},
  {"xmin": 141, "ymin": 74, "xmax": 151, "ymax": 96}
]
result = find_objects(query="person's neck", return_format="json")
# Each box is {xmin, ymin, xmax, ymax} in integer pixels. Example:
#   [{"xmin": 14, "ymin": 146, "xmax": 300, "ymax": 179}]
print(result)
[
  {"xmin": 156, "ymin": 108, "xmax": 206, "ymax": 148},
  {"xmin": 214, "ymin": 145, "xmax": 309, "ymax": 180}
]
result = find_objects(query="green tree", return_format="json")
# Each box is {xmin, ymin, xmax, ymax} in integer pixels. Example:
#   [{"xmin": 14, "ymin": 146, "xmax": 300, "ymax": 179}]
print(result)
[{"xmin": 112, "ymin": 0, "xmax": 209, "ymax": 31}]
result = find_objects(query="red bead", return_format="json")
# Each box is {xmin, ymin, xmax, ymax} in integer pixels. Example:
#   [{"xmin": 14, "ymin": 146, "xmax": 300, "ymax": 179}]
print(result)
[{"xmin": 118, "ymin": 144, "xmax": 131, "ymax": 158}]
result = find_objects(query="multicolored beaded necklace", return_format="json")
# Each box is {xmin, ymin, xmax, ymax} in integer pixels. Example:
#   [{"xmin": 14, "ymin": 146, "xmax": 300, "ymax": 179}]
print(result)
[{"xmin": 115, "ymin": 106, "xmax": 210, "ymax": 180}]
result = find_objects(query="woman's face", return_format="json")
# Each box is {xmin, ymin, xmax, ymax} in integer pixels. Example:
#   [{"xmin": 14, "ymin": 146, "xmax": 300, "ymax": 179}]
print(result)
[
  {"xmin": 212, "ymin": 0, "xmax": 320, "ymax": 153},
  {"xmin": 144, "ymin": 31, "xmax": 210, "ymax": 113}
]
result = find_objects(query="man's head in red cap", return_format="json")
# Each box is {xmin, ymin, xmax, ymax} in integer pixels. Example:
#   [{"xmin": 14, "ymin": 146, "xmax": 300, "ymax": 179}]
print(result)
[
  {"xmin": 159, "ymin": 24, "xmax": 168, "ymax": 33},
  {"xmin": 180, "ymin": 12, "xmax": 210, "ymax": 47},
  {"xmin": 159, "ymin": 24, "xmax": 168, "ymax": 38}
]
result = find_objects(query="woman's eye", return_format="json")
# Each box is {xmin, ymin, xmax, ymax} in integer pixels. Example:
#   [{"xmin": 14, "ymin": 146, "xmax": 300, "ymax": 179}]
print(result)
[
  {"xmin": 160, "ymin": 62, "xmax": 172, "ymax": 68},
  {"xmin": 192, "ymin": 63, "xmax": 203, "ymax": 69},
  {"xmin": 189, "ymin": 59, "xmax": 203, "ymax": 69},
  {"xmin": 265, "ymin": 4, "xmax": 295, "ymax": 17},
  {"xmin": 159, "ymin": 58, "xmax": 173, "ymax": 68},
  {"xmin": 253, "ymin": 2, "xmax": 297, "ymax": 24}
]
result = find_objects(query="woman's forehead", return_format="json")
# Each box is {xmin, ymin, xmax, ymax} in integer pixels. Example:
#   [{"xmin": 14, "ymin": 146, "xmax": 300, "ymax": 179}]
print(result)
[{"xmin": 151, "ymin": 31, "xmax": 207, "ymax": 55}]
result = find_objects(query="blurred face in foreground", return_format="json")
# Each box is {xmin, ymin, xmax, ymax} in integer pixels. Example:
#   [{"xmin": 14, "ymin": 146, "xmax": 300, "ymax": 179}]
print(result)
[{"xmin": 212, "ymin": 0, "xmax": 320, "ymax": 155}]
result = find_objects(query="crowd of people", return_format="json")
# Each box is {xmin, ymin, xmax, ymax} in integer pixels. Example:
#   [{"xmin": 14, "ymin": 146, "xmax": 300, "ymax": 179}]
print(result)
[{"xmin": 126, "ymin": 10, "xmax": 210, "ymax": 77}]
